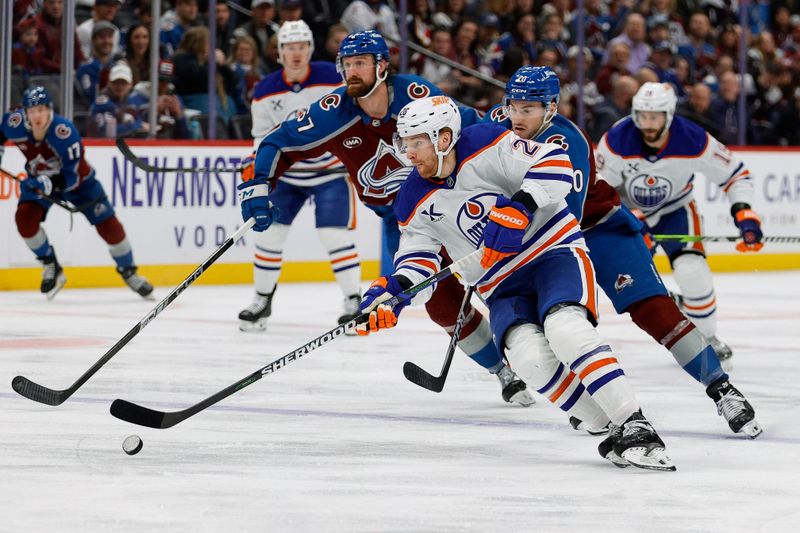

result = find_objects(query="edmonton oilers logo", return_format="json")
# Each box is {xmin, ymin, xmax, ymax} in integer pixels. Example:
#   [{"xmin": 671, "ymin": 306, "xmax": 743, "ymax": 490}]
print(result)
[
  {"xmin": 456, "ymin": 192, "xmax": 497, "ymax": 247},
  {"xmin": 628, "ymin": 174, "xmax": 672, "ymax": 208}
]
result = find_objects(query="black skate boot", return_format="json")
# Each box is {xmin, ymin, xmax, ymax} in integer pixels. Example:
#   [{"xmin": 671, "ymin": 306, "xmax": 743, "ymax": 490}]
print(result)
[
  {"xmin": 338, "ymin": 294, "xmax": 361, "ymax": 336},
  {"xmin": 40, "ymin": 254, "xmax": 66, "ymax": 300},
  {"xmin": 496, "ymin": 365, "xmax": 536, "ymax": 407},
  {"xmin": 597, "ymin": 424, "xmax": 628, "ymax": 468},
  {"xmin": 570, "ymin": 416, "xmax": 611, "ymax": 436},
  {"xmin": 238, "ymin": 290, "xmax": 274, "ymax": 332},
  {"xmin": 706, "ymin": 378, "xmax": 763, "ymax": 438},
  {"xmin": 117, "ymin": 266, "xmax": 154, "ymax": 299},
  {"xmin": 709, "ymin": 336, "xmax": 734, "ymax": 371},
  {"xmin": 612, "ymin": 410, "xmax": 676, "ymax": 471}
]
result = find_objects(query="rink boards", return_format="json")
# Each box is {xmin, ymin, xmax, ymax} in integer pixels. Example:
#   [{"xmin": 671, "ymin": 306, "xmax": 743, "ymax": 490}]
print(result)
[{"xmin": 1, "ymin": 141, "xmax": 798, "ymax": 290}]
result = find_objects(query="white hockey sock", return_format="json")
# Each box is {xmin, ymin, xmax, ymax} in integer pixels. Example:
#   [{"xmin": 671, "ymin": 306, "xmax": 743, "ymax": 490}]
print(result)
[
  {"xmin": 672, "ymin": 253, "xmax": 717, "ymax": 337},
  {"xmin": 253, "ymin": 223, "xmax": 290, "ymax": 294},
  {"xmin": 318, "ymin": 227, "xmax": 361, "ymax": 297},
  {"xmin": 505, "ymin": 323, "xmax": 609, "ymax": 428},
  {"xmin": 544, "ymin": 306, "xmax": 638, "ymax": 426}
]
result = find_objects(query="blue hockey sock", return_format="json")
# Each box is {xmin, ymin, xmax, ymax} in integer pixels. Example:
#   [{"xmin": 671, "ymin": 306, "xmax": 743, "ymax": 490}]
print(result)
[
  {"xmin": 108, "ymin": 237, "xmax": 135, "ymax": 269},
  {"xmin": 682, "ymin": 345, "xmax": 727, "ymax": 386},
  {"xmin": 24, "ymin": 228, "xmax": 53, "ymax": 259},
  {"xmin": 467, "ymin": 341, "xmax": 504, "ymax": 372}
]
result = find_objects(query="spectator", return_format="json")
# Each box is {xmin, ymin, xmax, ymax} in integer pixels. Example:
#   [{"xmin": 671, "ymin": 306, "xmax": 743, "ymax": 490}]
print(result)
[
  {"xmin": 12, "ymin": 17, "xmax": 46, "ymax": 77},
  {"xmin": 646, "ymin": 41, "xmax": 684, "ymax": 97},
  {"xmin": 232, "ymin": 0, "xmax": 279, "ymax": 73},
  {"xmin": 702, "ymin": 54, "xmax": 735, "ymax": 94},
  {"xmin": 76, "ymin": 0, "xmax": 122, "ymax": 60},
  {"xmin": 492, "ymin": 13, "xmax": 537, "ymax": 73},
  {"xmin": 709, "ymin": 71, "xmax": 756, "ymax": 145},
  {"xmin": 431, "ymin": 0, "xmax": 469, "ymax": 30},
  {"xmin": 129, "ymin": 61, "xmax": 192, "ymax": 139},
  {"xmin": 677, "ymin": 83, "xmax": 721, "ymax": 137},
  {"xmin": 160, "ymin": 0, "xmax": 204, "ymax": 58},
  {"xmin": 590, "ymin": 74, "xmax": 639, "ymax": 141},
  {"xmin": 124, "ymin": 24, "xmax": 155, "ymax": 86},
  {"xmin": 417, "ymin": 27, "xmax": 455, "ymax": 93},
  {"xmin": 570, "ymin": 0, "xmax": 610, "ymax": 60},
  {"xmin": 407, "ymin": 0, "xmax": 434, "ymax": 47},
  {"xmin": 89, "ymin": 62, "xmax": 145, "ymax": 138},
  {"xmin": 77, "ymin": 21, "xmax": 120, "ymax": 105},
  {"xmin": 450, "ymin": 18, "xmax": 484, "ymax": 106},
  {"xmin": 277, "ymin": 0, "xmax": 304, "ymax": 24},
  {"xmin": 535, "ymin": 47, "xmax": 560, "ymax": 70},
  {"xmin": 228, "ymin": 35, "xmax": 263, "ymax": 113},
  {"xmin": 475, "ymin": 12, "xmax": 502, "ymax": 74},
  {"xmin": 319, "ymin": 24, "xmax": 349, "ymax": 63},
  {"xmin": 340, "ymin": 0, "xmax": 401, "ymax": 42},
  {"xmin": 605, "ymin": 13, "xmax": 651, "ymax": 74},
  {"xmin": 596, "ymin": 41, "xmax": 631, "ymax": 95},
  {"xmin": 538, "ymin": 13, "xmax": 569, "ymax": 59},
  {"xmin": 561, "ymin": 45, "xmax": 603, "ymax": 111},
  {"xmin": 216, "ymin": 2, "xmax": 236, "ymax": 56},
  {"xmin": 172, "ymin": 26, "xmax": 238, "ymax": 125},
  {"xmin": 773, "ymin": 6, "xmax": 793, "ymax": 46},
  {"xmin": 716, "ymin": 24, "xmax": 739, "ymax": 58},
  {"xmin": 514, "ymin": 0, "xmax": 534, "ymax": 17},
  {"xmin": 677, "ymin": 12, "xmax": 716, "ymax": 78},
  {"xmin": 36, "ymin": 0, "xmax": 86, "ymax": 73}
]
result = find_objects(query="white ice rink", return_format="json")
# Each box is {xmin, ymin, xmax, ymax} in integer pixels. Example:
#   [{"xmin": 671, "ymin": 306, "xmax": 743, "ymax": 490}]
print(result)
[{"xmin": 1, "ymin": 271, "xmax": 799, "ymax": 533}]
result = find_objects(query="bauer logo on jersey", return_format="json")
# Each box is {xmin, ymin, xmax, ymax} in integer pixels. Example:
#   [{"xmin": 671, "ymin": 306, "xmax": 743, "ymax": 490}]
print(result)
[
  {"xmin": 457, "ymin": 192, "xmax": 497, "ymax": 247},
  {"xmin": 614, "ymin": 273, "xmax": 634, "ymax": 293},
  {"xmin": 628, "ymin": 173, "xmax": 672, "ymax": 208},
  {"xmin": 355, "ymin": 139, "xmax": 412, "ymax": 199},
  {"xmin": 407, "ymin": 82, "xmax": 431, "ymax": 99},
  {"xmin": 8, "ymin": 112, "xmax": 22, "ymax": 128}
]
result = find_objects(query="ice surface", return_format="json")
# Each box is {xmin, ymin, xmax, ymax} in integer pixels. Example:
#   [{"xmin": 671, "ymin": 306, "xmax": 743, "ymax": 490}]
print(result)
[{"xmin": 1, "ymin": 271, "xmax": 799, "ymax": 532}]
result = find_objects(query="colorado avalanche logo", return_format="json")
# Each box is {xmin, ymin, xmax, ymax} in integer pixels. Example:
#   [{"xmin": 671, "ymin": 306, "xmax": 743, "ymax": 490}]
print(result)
[
  {"xmin": 55, "ymin": 124, "xmax": 72, "ymax": 140},
  {"xmin": 356, "ymin": 139, "xmax": 412, "ymax": 199},
  {"xmin": 628, "ymin": 174, "xmax": 672, "ymax": 209},
  {"xmin": 545, "ymin": 134, "xmax": 569, "ymax": 151},
  {"xmin": 489, "ymin": 107, "xmax": 508, "ymax": 123},
  {"xmin": 319, "ymin": 93, "xmax": 341, "ymax": 111},
  {"xmin": 8, "ymin": 112, "xmax": 22, "ymax": 128},
  {"xmin": 456, "ymin": 193, "xmax": 497, "ymax": 247},
  {"xmin": 28, "ymin": 154, "xmax": 60, "ymax": 177},
  {"xmin": 407, "ymin": 82, "xmax": 431, "ymax": 100}
]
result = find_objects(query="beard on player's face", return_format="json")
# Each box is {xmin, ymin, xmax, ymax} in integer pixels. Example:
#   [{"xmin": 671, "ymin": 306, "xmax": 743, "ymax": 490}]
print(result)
[{"xmin": 346, "ymin": 74, "xmax": 375, "ymax": 97}]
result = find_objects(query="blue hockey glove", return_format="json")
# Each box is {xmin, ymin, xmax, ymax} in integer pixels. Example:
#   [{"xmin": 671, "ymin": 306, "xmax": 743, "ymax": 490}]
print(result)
[
  {"xmin": 22, "ymin": 175, "xmax": 53, "ymax": 196},
  {"xmin": 237, "ymin": 181, "xmax": 278, "ymax": 232},
  {"xmin": 356, "ymin": 276, "xmax": 410, "ymax": 335},
  {"xmin": 481, "ymin": 195, "xmax": 531, "ymax": 268},
  {"xmin": 733, "ymin": 206, "xmax": 763, "ymax": 252}
]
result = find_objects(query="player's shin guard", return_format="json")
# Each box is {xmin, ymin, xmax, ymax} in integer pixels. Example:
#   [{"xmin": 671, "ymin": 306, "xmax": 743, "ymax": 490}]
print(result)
[
  {"xmin": 671, "ymin": 253, "xmax": 717, "ymax": 337},
  {"xmin": 505, "ymin": 323, "xmax": 607, "ymax": 427},
  {"xmin": 23, "ymin": 227, "xmax": 53, "ymax": 260},
  {"xmin": 253, "ymin": 223, "xmax": 290, "ymax": 294},
  {"xmin": 628, "ymin": 295, "xmax": 726, "ymax": 386},
  {"xmin": 544, "ymin": 305, "xmax": 638, "ymax": 426}
]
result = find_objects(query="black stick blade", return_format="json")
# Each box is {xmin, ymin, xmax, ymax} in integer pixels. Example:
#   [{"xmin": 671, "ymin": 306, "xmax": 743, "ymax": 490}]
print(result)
[
  {"xmin": 110, "ymin": 399, "xmax": 169, "ymax": 429},
  {"xmin": 11, "ymin": 376, "xmax": 67, "ymax": 406},
  {"xmin": 402, "ymin": 362, "xmax": 445, "ymax": 393}
]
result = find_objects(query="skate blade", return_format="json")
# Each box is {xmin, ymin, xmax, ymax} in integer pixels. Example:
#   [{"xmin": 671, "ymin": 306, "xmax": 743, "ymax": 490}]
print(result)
[
  {"xmin": 720, "ymin": 359, "xmax": 733, "ymax": 372},
  {"xmin": 141, "ymin": 292, "xmax": 156, "ymax": 301},
  {"xmin": 45, "ymin": 275, "xmax": 67, "ymax": 300},
  {"xmin": 507, "ymin": 389, "xmax": 536, "ymax": 407},
  {"xmin": 740, "ymin": 419, "xmax": 763, "ymax": 439},
  {"xmin": 621, "ymin": 446, "xmax": 676, "ymax": 472},
  {"xmin": 239, "ymin": 319, "xmax": 267, "ymax": 332},
  {"xmin": 603, "ymin": 451, "xmax": 630, "ymax": 469}
]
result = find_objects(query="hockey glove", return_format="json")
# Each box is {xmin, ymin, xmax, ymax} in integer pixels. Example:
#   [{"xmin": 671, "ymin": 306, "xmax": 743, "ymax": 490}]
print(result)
[
  {"xmin": 356, "ymin": 275, "xmax": 410, "ymax": 335},
  {"xmin": 733, "ymin": 205, "xmax": 764, "ymax": 252},
  {"xmin": 237, "ymin": 181, "xmax": 278, "ymax": 232},
  {"xmin": 480, "ymin": 195, "xmax": 532, "ymax": 268},
  {"xmin": 241, "ymin": 152, "xmax": 256, "ymax": 182},
  {"xmin": 630, "ymin": 208, "xmax": 656, "ymax": 254},
  {"xmin": 22, "ymin": 175, "xmax": 53, "ymax": 196}
]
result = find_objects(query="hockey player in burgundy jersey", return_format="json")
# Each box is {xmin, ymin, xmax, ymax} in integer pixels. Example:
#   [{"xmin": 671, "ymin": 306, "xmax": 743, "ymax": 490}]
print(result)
[
  {"xmin": 357, "ymin": 95, "xmax": 676, "ymax": 471},
  {"xmin": 0, "ymin": 86, "xmax": 153, "ymax": 300},
  {"xmin": 484, "ymin": 67, "xmax": 761, "ymax": 439},
  {"xmin": 237, "ymin": 21, "xmax": 362, "ymax": 332},
  {"xmin": 238, "ymin": 30, "xmax": 535, "ymax": 406}
]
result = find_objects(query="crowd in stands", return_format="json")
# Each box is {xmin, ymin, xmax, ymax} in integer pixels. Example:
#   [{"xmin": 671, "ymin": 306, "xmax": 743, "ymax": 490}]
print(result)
[{"xmin": 9, "ymin": 0, "xmax": 800, "ymax": 145}]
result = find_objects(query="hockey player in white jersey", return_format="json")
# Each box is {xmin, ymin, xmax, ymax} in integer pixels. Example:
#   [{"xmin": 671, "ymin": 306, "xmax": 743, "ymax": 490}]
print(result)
[
  {"xmin": 595, "ymin": 83, "xmax": 764, "ymax": 368},
  {"xmin": 238, "ymin": 20, "xmax": 362, "ymax": 331},
  {"xmin": 356, "ymin": 95, "xmax": 675, "ymax": 471}
]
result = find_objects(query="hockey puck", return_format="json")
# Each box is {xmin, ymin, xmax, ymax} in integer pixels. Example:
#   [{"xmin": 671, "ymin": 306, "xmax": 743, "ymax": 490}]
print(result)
[{"xmin": 122, "ymin": 435, "xmax": 143, "ymax": 456}]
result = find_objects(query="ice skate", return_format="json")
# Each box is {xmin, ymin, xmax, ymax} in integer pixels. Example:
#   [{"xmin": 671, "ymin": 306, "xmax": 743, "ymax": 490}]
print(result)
[
  {"xmin": 338, "ymin": 294, "xmax": 361, "ymax": 336},
  {"xmin": 40, "ymin": 255, "xmax": 66, "ymax": 300},
  {"xmin": 706, "ymin": 378, "xmax": 763, "ymax": 438},
  {"xmin": 709, "ymin": 336, "xmax": 734, "ymax": 371},
  {"xmin": 612, "ymin": 410, "xmax": 676, "ymax": 472},
  {"xmin": 597, "ymin": 424, "xmax": 629, "ymax": 468},
  {"xmin": 117, "ymin": 266, "xmax": 154, "ymax": 299},
  {"xmin": 496, "ymin": 365, "xmax": 536, "ymax": 407},
  {"xmin": 570, "ymin": 416, "xmax": 611, "ymax": 436},
  {"xmin": 239, "ymin": 291, "xmax": 274, "ymax": 332}
]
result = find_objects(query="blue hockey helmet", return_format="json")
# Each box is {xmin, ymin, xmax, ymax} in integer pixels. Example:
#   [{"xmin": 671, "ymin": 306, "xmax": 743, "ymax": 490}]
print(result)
[
  {"xmin": 337, "ymin": 30, "xmax": 390, "ymax": 63},
  {"xmin": 504, "ymin": 66, "xmax": 561, "ymax": 106},
  {"xmin": 23, "ymin": 85, "xmax": 53, "ymax": 110}
]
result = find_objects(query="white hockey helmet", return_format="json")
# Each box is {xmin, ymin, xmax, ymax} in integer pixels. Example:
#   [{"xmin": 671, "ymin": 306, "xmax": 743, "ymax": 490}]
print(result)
[
  {"xmin": 632, "ymin": 82, "xmax": 677, "ymax": 131},
  {"xmin": 394, "ymin": 96, "xmax": 461, "ymax": 178},
  {"xmin": 277, "ymin": 20, "xmax": 314, "ymax": 64}
]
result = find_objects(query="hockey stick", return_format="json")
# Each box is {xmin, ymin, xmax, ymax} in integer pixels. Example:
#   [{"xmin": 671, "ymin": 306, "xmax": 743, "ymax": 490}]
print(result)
[
  {"xmin": 10, "ymin": 218, "xmax": 256, "ymax": 406},
  {"xmin": 109, "ymin": 249, "xmax": 482, "ymax": 429},
  {"xmin": 402, "ymin": 285, "xmax": 475, "ymax": 393},
  {"xmin": 116, "ymin": 137, "xmax": 345, "ymax": 176},
  {"xmin": 1, "ymin": 168, "xmax": 81, "ymax": 213},
  {"xmin": 655, "ymin": 234, "xmax": 800, "ymax": 244}
]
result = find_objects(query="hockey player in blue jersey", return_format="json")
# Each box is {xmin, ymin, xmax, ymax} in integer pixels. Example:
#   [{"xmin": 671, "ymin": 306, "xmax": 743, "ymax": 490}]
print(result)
[
  {"xmin": 356, "ymin": 95, "xmax": 675, "ymax": 470},
  {"xmin": 237, "ymin": 20, "xmax": 362, "ymax": 332},
  {"xmin": 0, "ymin": 86, "xmax": 153, "ymax": 300},
  {"xmin": 237, "ymin": 30, "xmax": 535, "ymax": 406},
  {"xmin": 596, "ymin": 83, "xmax": 763, "ymax": 370},
  {"xmin": 483, "ymin": 67, "xmax": 761, "ymax": 438}
]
